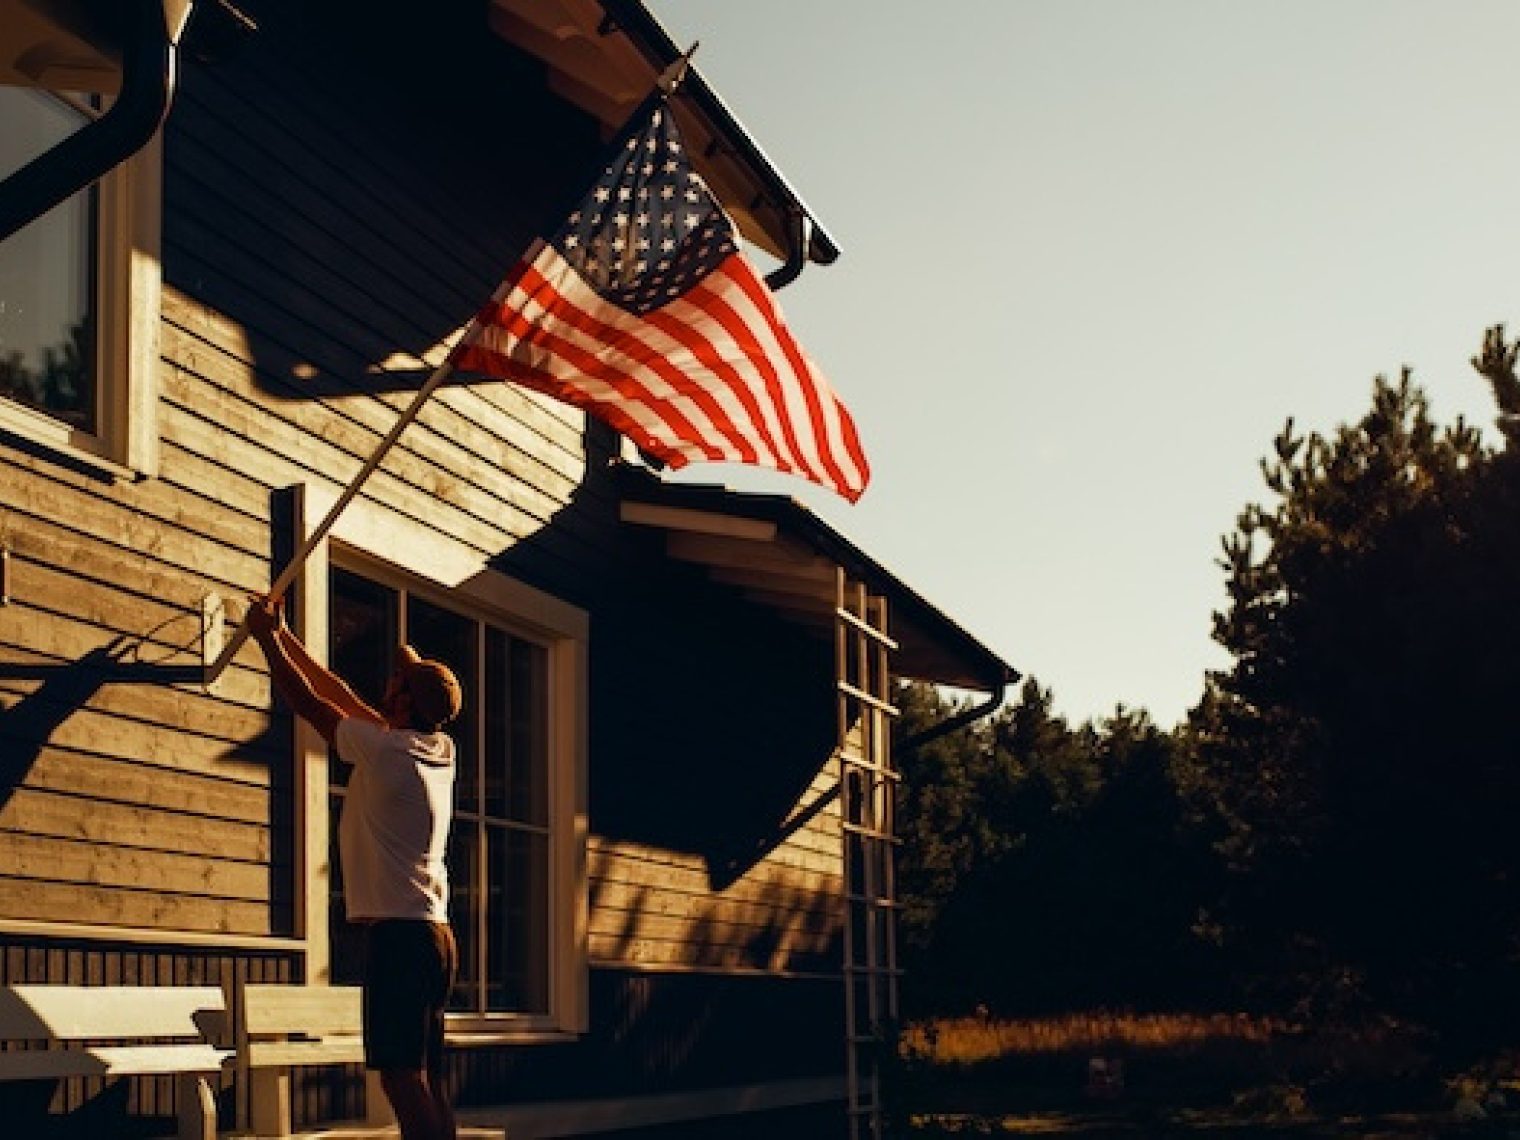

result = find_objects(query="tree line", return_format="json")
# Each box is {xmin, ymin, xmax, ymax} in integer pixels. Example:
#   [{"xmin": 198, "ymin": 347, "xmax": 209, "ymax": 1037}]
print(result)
[{"xmin": 896, "ymin": 326, "xmax": 1520, "ymax": 1054}]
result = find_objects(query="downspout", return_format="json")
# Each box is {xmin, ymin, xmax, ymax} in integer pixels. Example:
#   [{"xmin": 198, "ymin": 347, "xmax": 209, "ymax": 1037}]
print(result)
[
  {"xmin": 0, "ymin": 0, "xmax": 180, "ymax": 244},
  {"xmin": 898, "ymin": 667, "xmax": 1019, "ymax": 755},
  {"xmin": 598, "ymin": 0, "xmax": 841, "ymax": 277},
  {"xmin": 764, "ymin": 206, "xmax": 809, "ymax": 292}
]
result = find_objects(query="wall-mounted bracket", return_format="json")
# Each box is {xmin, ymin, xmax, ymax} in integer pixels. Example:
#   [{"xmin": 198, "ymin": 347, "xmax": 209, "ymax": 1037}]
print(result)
[{"xmin": 201, "ymin": 592, "xmax": 225, "ymax": 693}]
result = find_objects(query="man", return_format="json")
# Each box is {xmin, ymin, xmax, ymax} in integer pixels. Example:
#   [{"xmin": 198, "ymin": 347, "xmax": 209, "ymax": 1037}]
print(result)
[{"xmin": 247, "ymin": 594, "xmax": 461, "ymax": 1140}]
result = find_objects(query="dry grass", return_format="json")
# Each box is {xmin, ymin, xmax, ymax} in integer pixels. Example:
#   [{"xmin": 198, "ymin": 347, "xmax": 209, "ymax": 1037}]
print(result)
[
  {"xmin": 902, "ymin": 1011, "xmax": 1285, "ymax": 1066},
  {"xmin": 891, "ymin": 1011, "xmax": 1476, "ymax": 1137}
]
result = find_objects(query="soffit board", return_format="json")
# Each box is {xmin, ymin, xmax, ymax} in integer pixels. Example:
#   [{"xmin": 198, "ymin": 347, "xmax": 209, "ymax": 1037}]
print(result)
[
  {"xmin": 488, "ymin": 0, "xmax": 792, "ymax": 262},
  {"xmin": 619, "ymin": 496, "xmax": 1016, "ymax": 693}
]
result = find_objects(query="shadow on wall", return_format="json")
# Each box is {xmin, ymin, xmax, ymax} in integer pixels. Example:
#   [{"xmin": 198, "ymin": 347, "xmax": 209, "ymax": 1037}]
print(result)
[
  {"xmin": 587, "ymin": 843, "xmax": 844, "ymax": 977},
  {"xmin": 166, "ymin": 3, "xmax": 603, "ymax": 444},
  {"xmin": 165, "ymin": 1, "xmax": 626, "ymax": 614},
  {"xmin": 0, "ymin": 633, "xmax": 203, "ymax": 815},
  {"xmin": 587, "ymin": 544, "xmax": 844, "ymax": 888}
]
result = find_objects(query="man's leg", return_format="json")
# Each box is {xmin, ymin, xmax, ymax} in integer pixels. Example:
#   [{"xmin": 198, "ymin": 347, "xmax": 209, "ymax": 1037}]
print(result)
[
  {"xmin": 364, "ymin": 922, "xmax": 455, "ymax": 1140},
  {"xmin": 429, "ymin": 1070, "xmax": 457, "ymax": 1140},
  {"xmin": 425, "ymin": 922, "xmax": 459, "ymax": 1140},
  {"xmin": 380, "ymin": 1068, "xmax": 448, "ymax": 1140}
]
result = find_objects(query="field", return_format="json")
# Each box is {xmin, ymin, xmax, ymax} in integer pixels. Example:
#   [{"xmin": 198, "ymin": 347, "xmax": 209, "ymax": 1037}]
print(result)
[{"xmin": 893, "ymin": 1013, "xmax": 1520, "ymax": 1138}]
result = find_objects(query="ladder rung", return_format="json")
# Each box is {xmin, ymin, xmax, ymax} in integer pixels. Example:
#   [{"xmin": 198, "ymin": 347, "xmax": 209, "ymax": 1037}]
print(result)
[
  {"xmin": 837, "ymin": 680, "xmax": 899, "ymax": 714},
  {"xmin": 834, "ymin": 604, "xmax": 899, "ymax": 648},
  {"xmin": 837, "ymin": 757, "xmax": 903, "ymax": 779},
  {"xmin": 841, "ymin": 824, "xmax": 902, "ymax": 841}
]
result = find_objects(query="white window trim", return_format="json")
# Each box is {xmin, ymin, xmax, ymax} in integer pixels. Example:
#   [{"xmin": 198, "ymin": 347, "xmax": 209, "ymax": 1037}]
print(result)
[
  {"xmin": 291, "ymin": 482, "xmax": 589, "ymax": 1037},
  {"xmin": 0, "ymin": 103, "xmax": 161, "ymax": 479}
]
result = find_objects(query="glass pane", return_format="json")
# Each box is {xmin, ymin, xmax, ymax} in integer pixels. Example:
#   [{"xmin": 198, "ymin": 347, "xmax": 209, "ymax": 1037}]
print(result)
[
  {"xmin": 509, "ymin": 639, "xmax": 550, "ymax": 827},
  {"xmin": 484, "ymin": 631, "xmax": 548, "ymax": 823},
  {"xmin": 407, "ymin": 595, "xmax": 477, "ymax": 809},
  {"xmin": 487, "ymin": 826, "xmax": 549, "ymax": 1014},
  {"xmin": 0, "ymin": 88, "xmax": 95, "ymax": 431},
  {"xmin": 329, "ymin": 569, "xmax": 397, "ymax": 788},
  {"xmin": 484, "ymin": 629, "xmax": 510, "ymax": 820},
  {"xmin": 447, "ymin": 823, "xmax": 481, "ymax": 1012}
]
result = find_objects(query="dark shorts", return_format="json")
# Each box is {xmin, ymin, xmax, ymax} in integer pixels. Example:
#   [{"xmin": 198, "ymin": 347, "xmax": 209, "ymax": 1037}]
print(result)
[{"xmin": 360, "ymin": 919, "xmax": 458, "ymax": 1073}]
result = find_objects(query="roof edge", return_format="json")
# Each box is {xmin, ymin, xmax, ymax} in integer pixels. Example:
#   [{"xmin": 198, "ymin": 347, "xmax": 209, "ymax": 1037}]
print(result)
[
  {"xmin": 613, "ymin": 462, "xmax": 1019, "ymax": 695},
  {"xmin": 595, "ymin": 0, "xmax": 841, "ymax": 268}
]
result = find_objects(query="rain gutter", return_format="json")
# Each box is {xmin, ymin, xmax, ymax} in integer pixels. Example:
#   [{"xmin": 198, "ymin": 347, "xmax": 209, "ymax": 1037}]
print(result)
[
  {"xmin": 897, "ymin": 684, "xmax": 1010, "ymax": 756},
  {"xmin": 0, "ymin": 0, "xmax": 182, "ymax": 245},
  {"xmin": 596, "ymin": 0, "xmax": 840, "ymax": 289}
]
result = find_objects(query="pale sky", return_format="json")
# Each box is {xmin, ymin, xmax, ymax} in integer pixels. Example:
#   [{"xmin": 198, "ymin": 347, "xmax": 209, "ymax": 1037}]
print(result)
[{"xmin": 651, "ymin": 1, "xmax": 1519, "ymax": 727}]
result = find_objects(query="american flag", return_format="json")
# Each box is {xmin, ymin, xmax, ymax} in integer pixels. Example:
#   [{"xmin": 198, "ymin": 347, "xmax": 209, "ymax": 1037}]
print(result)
[{"xmin": 450, "ymin": 97, "xmax": 870, "ymax": 503}]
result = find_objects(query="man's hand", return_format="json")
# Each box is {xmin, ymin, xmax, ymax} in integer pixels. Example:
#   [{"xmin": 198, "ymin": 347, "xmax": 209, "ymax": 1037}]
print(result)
[{"xmin": 246, "ymin": 593, "xmax": 286, "ymax": 644}]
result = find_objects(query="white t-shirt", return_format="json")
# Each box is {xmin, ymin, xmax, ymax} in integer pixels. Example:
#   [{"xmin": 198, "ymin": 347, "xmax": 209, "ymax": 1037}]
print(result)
[{"xmin": 334, "ymin": 718, "xmax": 456, "ymax": 923}]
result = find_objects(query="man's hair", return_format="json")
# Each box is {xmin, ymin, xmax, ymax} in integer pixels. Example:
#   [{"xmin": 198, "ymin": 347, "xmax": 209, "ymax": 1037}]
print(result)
[{"xmin": 397, "ymin": 647, "xmax": 463, "ymax": 728}]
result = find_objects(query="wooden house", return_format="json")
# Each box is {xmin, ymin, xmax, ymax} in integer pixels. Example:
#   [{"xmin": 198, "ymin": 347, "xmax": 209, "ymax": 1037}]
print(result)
[{"xmin": 0, "ymin": 2, "xmax": 1016, "ymax": 1136}]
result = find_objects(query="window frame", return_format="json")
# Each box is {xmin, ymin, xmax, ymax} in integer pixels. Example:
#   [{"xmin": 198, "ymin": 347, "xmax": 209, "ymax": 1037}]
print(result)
[
  {"xmin": 290, "ymin": 483, "xmax": 589, "ymax": 1040},
  {"xmin": 0, "ymin": 86, "xmax": 161, "ymax": 479}
]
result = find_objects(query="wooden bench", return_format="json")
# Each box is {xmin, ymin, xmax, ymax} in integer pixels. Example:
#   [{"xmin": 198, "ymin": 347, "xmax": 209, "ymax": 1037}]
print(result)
[
  {"xmin": 236, "ymin": 983, "xmax": 504, "ymax": 1139},
  {"xmin": 0, "ymin": 983, "xmax": 230, "ymax": 1140},
  {"xmin": 237, "ymin": 983, "xmax": 389, "ymax": 1138}
]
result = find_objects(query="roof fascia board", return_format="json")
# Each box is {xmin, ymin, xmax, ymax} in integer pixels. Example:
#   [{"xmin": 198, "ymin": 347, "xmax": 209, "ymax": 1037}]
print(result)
[{"xmin": 595, "ymin": 0, "xmax": 841, "ymax": 268}]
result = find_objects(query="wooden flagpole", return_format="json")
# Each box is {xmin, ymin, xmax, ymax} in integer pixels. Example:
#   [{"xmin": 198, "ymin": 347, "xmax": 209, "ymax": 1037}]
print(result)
[
  {"xmin": 205, "ymin": 357, "xmax": 457, "ymax": 683},
  {"xmin": 206, "ymin": 42, "xmax": 701, "ymax": 685}
]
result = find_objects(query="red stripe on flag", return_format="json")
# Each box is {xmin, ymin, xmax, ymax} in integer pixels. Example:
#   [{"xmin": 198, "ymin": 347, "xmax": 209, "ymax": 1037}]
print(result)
[
  {"xmin": 503, "ymin": 259, "xmax": 777, "ymax": 468},
  {"xmin": 639, "ymin": 306, "xmax": 805, "ymax": 473},
  {"xmin": 723, "ymin": 257, "xmax": 870, "ymax": 496},
  {"xmin": 453, "ymin": 242, "xmax": 869, "ymax": 501},
  {"xmin": 465, "ymin": 272, "xmax": 784, "ymax": 468},
  {"xmin": 456, "ymin": 267, "xmax": 729, "ymax": 465},
  {"xmin": 450, "ymin": 349, "xmax": 671, "ymax": 456},
  {"xmin": 688, "ymin": 259, "xmax": 861, "ymax": 499},
  {"xmin": 462, "ymin": 253, "xmax": 821, "ymax": 476}
]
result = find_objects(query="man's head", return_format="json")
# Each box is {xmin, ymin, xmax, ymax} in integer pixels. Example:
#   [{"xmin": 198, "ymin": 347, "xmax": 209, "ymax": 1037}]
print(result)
[{"xmin": 382, "ymin": 645, "xmax": 463, "ymax": 731}]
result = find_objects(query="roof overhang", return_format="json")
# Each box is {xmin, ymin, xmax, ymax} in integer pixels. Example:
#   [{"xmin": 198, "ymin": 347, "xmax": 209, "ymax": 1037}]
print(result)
[
  {"xmin": 0, "ymin": 0, "xmax": 197, "ymax": 245},
  {"xmin": 0, "ymin": 0, "xmax": 193, "ymax": 92},
  {"xmin": 615, "ymin": 464, "xmax": 1019, "ymax": 696},
  {"xmin": 487, "ymin": 0, "xmax": 840, "ymax": 272}
]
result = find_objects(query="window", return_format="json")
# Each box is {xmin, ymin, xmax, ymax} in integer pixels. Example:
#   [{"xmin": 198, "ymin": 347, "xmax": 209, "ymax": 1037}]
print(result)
[
  {"xmin": 0, "ymin": 89, "xmax": 96, "ymax": 430},
  {"xmin": 327, "ymin": 561, "xmax": 574, "ymax": 1028},
  {"xmin": 0, "ymin": 84, "xmax": 159, "ymax": 475}
]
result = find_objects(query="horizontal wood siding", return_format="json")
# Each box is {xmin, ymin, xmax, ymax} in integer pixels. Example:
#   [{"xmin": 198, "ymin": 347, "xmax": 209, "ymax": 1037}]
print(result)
[
  {"xmin": 587, "ymin": 762, "xmax": 844, "ymax": 975},
  {"xmin": 0, "ymin": 10, "xmax": 605, "ymax": 940},
  {"xmin": 0, "ymin": 6, "xmax": 855, "ymax": 1131}
]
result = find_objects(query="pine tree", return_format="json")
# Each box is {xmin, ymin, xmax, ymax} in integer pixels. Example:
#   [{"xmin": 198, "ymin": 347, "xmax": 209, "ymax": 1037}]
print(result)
[{"xmin": 1188, "ymin": 346, "xmax": 1520, "ymax": 1033}]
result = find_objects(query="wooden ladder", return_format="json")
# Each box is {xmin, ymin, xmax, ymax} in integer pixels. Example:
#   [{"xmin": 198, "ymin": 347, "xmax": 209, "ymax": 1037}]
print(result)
[{"xmin": 835, "ymin": 569, "xmax": 900, "ymax": 1140}]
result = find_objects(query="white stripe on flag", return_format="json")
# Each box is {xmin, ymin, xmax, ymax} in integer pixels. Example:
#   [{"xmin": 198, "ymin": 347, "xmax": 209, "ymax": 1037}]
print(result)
[
  {"xmin": 516, "ymin": 249, "xmax": 790, "ymax": 470},
  {"xmin": 676, "ymin": 259, "xmax": 862, "ymax": 493}
]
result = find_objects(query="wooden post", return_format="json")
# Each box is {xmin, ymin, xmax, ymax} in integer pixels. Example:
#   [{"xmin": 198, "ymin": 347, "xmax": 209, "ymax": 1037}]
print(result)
[{"xmin": 248, "ymin": 1067, "xmax": 293, "ymax": 1138}]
